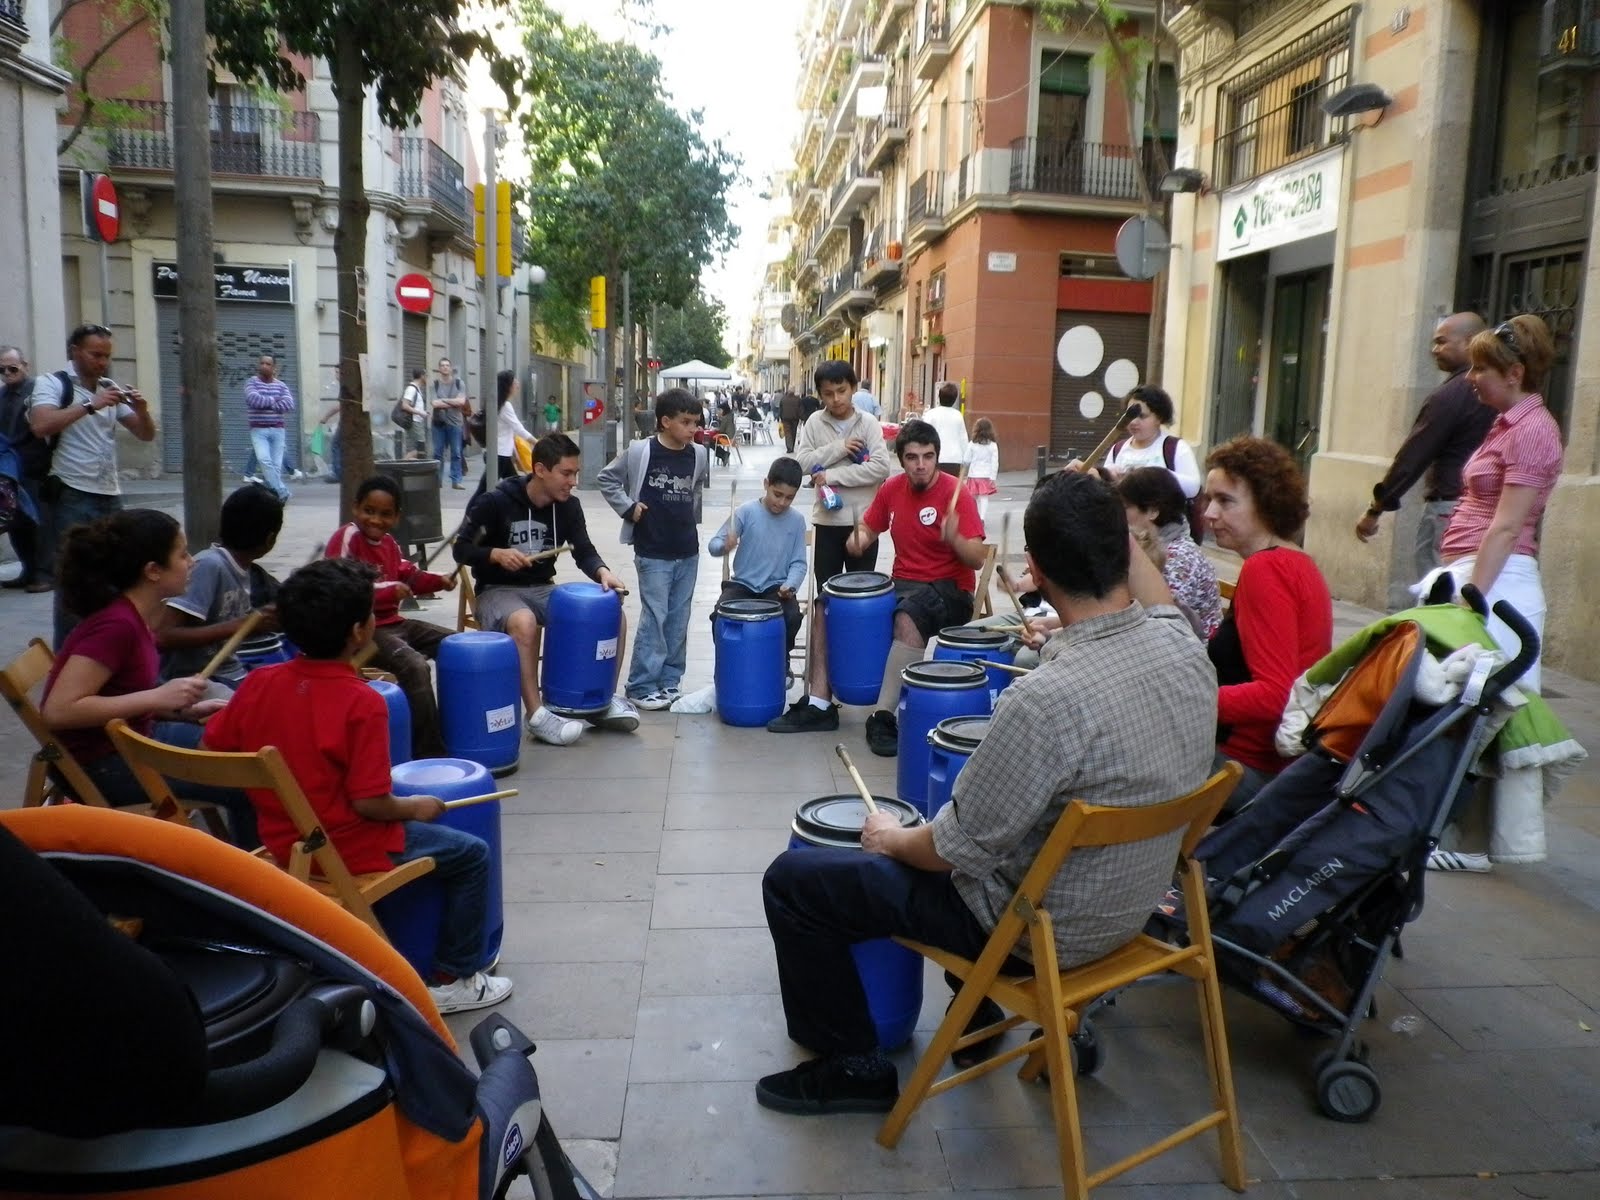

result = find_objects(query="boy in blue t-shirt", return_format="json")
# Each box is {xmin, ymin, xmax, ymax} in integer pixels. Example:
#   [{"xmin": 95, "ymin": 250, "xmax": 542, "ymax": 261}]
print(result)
[
  {"xmin": 598, "ymin": 388, "xmax": 711, "ymax": 710},
  {"xmin": 708, "ymin": 456, "xmax": 807, "ymax": 652}
]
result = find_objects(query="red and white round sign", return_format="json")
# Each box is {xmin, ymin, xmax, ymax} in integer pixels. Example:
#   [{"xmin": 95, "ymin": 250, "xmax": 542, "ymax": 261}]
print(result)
[
  {"xmin": 91, "ymin": 174, "xmax": 120, "ymax": 243},
  {"xmin": 395, "ymin": 273, "xmax": 434, "ymax": 314}
]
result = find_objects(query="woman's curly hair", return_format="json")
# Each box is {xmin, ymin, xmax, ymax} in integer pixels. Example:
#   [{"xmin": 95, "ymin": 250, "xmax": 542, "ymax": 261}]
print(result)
[{"xmin": 1206, "ymin": 436, "xmax": 1309, "ymax": 539}]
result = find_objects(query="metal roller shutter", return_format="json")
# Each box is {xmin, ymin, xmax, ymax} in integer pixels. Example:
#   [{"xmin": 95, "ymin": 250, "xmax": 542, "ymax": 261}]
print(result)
[
  {"xmin": 156, "ymin": 302, "xmax": 302, "ymax": 475},
  {"xmin": 1050, "ymin": 310, "xmax": 1149, "ymax": 461},
  {"xmin": 403, "ymin": 312, "xmax": 428, "ymax": 380}
]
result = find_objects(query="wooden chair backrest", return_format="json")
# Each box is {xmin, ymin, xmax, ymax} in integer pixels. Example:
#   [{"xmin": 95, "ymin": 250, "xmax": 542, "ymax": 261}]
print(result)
[
  {"xmin": 457, "ymin": 568, "xmax": 479, "ymax": 632},
  {"xmin": 105, "ymin": 717, "xmax": 386, "ymax": 931},
  {"xmin": 973, "ymin": 544, "xmax": 998, "ymax": 619},
  {"xmin": 0, "ymin": 638, "xmax": 112, "ymax": 809}
]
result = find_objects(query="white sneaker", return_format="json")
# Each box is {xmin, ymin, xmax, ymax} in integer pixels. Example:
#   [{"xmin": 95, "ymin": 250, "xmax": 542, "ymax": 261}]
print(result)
[
  {"xmin": 242, "ymin": 474, "xmax": 264, "ymax": 485},
  {"xmin": 527, "ymin": 705, "xmax": 584, "ymax": 746},
  {"xmin": 1426, "ymin": 850, "xmax": 1492, "ymax": 873},
  {"xmin": 633, "ymin": 690, "xmax": 673, "ymax": 711},
  {"xmin": 427, "ymin": 970, "xmax": 514, "ymax": 1014},
  {"xmin": 589, "ymin": 695, "xmax": 640, "ymax": 732}
]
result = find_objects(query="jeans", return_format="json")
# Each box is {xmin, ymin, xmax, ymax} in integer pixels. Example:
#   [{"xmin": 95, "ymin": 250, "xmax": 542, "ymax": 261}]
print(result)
[
  {"xmin": 372, "ymin": 620, "xmax": 449, "ymax": 758},
  {"xmin": 249, "ymin": 427, "xmax": 291, "ymax": 501},
  {"xmin": 49, "ymin": 484, "xmax": 122, "ymax": 649},
  {"xmin": 1415, "ymin": 499, "xmax": 1457, "ymax": 581},
  {"xmin": 433, "ymin": 423, "xmax": 465, "ymax": 485},
  {"xmin": 716, "ymin": 581, "xmax": 802, "ymax": 652},
  {"xmin": 627, "ymin": 553, "xmax": 698, "ymax": 697},
  {"xmin": 763, "ymin": 847, "xmax": 1024, "ymax": 1056},
  {"xmin": 81, "ymin": 720, "xmax": 259, "ymax": 849},
  {"xmin": 392, "ymin": 819, "xmax": 492, "ymax": 978}
]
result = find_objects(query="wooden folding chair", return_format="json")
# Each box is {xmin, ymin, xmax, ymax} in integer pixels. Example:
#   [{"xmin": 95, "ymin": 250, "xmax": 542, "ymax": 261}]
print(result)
[
  {"xmin": 972, "ymin": 544, "xmax": 998, "ymax": 619},
  {"xmin": 1219, "ymin": 578, "xmax": 1237, "ymax": 603},
  {"xmin": 106, "ymin": 718, "xmax": 436, "ymax": 939},
  {"xmin": 877, "ymin": 763, "xmax": 1247, "ymax": 1200},
  {"xmin": 1, "ymin": 638, "xmax": 113, "ymax": 810},
  {"xmin": 457, "ymin": 568, "xmax": 480, "ymax": 631}
]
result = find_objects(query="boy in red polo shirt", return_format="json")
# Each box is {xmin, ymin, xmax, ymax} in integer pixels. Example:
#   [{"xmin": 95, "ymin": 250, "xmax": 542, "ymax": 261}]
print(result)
[{"xmin": 203, "ymin": 557, "xmax": 512, "ymax": 1015}]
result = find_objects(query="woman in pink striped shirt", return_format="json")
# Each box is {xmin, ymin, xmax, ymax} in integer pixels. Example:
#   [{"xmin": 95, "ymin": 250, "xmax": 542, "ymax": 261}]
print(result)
[{"xmin": 1427, "ymin": 313, "xmax": 1563, "ymax": 871}]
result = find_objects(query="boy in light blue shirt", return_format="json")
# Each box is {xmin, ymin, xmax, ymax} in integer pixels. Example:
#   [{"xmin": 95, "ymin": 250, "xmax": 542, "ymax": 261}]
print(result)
[{"xmin": 708, "ymin": 456, "xmax": 808, "ymax": 652}]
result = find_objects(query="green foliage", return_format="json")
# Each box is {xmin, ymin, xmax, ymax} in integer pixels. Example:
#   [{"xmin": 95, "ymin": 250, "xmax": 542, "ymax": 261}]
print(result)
[
  {"xmin": 53, "ymin": 0, "xmax": 163, "ymax": 158},
  {"xmin": 655, "ymin": 293, "xmax": 733, "ymax": 370},
  {"xmin": 502, "ymin": 0, "xmax": 740, "ymax": 354}
]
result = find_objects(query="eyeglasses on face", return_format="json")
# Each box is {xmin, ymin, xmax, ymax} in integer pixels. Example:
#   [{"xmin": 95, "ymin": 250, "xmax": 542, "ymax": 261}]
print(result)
[{"xmin": 0, "ymin": 364, "xmax": 24, "ymax": 376}]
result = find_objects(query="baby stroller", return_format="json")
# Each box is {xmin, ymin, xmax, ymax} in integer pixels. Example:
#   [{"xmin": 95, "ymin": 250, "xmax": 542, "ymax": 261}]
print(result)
[
  {"xmin": 0, "ymin": 805, "xmax": 599, "ymax": 1199},
  {"xmin": 1168, "ymin": 587, "xmax": 1540, "ymax": 1123}
]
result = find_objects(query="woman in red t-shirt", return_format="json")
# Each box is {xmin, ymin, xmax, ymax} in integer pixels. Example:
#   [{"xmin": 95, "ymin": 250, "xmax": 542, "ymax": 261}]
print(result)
[
  {"xmin": 1204, "ymin": 437, "xmax": 1333, "ymax": 810},
  {"xmin": 40, "ymin": 509, "xmax": 256, "ymax": 845}
]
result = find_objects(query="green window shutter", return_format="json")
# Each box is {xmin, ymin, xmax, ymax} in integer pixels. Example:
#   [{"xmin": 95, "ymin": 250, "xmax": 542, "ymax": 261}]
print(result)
[{"xmin": 1040, "ymin": 53, "xmax": 1090, "ymax": 96}]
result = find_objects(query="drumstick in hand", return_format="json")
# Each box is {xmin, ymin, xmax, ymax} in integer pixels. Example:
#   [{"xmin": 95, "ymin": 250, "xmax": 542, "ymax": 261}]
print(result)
[
  {"xmin": 528, "ymin": 544, "xmax": 572, "ymax": 564},
  {"xmin": 945, "ymin": 463, "xmax": 970, "ymax": 523},
  {"xmin": 835, "ymin": 744, "xmax": 879, "ymax": 814},
  {"xmin": 442, "ymin": 789, "xmax": 518, "ymax": 810},
  {"xmin": 199, "ymin": 610, "xmax": 264, "ymax": 681}
]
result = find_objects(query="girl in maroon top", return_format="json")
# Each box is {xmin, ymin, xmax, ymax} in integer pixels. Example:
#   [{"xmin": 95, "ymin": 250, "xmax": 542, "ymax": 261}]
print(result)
[
  {"xmin": 1203, "ymin": 438, "xmax": 1333, "ymax": 810},
  {"xmin": 40, "ymin": 509, "xmax": 256, "ymax": 845}
]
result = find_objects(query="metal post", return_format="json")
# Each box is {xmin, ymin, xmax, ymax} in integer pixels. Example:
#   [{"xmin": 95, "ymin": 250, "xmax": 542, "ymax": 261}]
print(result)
[
  {"xmin": 620, "ymin": 269, "xmax": 631, "ymax": 445},
  {"xmin": 482, "ymin": 111, "xmax": 500, "ymax": 490}
]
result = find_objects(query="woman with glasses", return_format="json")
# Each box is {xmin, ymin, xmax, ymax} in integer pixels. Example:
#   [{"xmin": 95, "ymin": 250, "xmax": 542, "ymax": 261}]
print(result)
[{"xmin": 1425, "ymin": 314, "xmax": 1564, "ymax": 871}]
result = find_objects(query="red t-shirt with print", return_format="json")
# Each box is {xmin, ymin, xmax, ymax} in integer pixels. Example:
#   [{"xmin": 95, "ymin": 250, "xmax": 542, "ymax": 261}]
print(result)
[{"xmin": 862, "ymin": 472, "xmax": 984, "ymax": 591}]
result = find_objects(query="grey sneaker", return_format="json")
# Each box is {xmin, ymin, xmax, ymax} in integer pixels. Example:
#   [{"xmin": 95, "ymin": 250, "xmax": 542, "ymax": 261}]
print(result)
[
  {"xmin": 527, "ymin": 705, "xmax": 584, "ymax": 746},
  {"xmin": 589, "ymin": 695, "xmax": 640, "ymax": 732}
]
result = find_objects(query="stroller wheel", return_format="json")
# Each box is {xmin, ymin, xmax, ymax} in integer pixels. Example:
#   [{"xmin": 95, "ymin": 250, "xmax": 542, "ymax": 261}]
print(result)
[
  {"xmin": 1070, "ymin": 1021, "xmax": 1103, "ymax": 1077},
  {"xmin": 1315, "ymin": 1059, "xmax": 1381, "ymax": 1122}
]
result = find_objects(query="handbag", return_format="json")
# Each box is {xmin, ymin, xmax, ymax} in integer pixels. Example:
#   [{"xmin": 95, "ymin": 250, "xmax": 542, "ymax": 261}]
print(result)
[{"xmin": 390, "ymin": 398, "xmax": 414, "ymax": 430}]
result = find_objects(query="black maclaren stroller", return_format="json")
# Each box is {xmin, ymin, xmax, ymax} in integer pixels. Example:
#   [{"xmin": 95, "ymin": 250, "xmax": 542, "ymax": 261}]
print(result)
[{"xmin": 1165, "ymin": 587, "xmax": 1539, "ymax": 1124}]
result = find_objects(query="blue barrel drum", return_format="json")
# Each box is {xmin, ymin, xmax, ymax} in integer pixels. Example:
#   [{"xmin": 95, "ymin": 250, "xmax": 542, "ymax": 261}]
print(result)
[
  {"xmin": 542, "ymin": 582, "xmax": 623, "ymax": 716},
  {"xmin": 896, "ymin": 661, "xmax": 990, "ymax": 817},
  {"xmin": 788, "ymin": 793, "xmax": 926, "ymax": 1051},
  {"xmin": 437, "ymin": 631, "xmax": 521, "ymax": 776},
  {"xmin": 366, "ymin": 677, "xmax": 413, "ymax": 766},
  {"xmin": 822, "ymin": 571, "xmax": 895, "ymax": 706},
  {"xmin": 713, "ymin": 598, "xmax": 787, "ymax": 727},
  {"xmin": 931, "ymin": 625, "xmax": 1019, "ymax": 709},
  {"xmin": 926, "ymin": 715, "xmax": 993, "ymax": 817}
]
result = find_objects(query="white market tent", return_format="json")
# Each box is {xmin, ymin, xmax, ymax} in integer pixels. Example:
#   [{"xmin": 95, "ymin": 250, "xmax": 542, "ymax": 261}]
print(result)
[{"xmin": 658, "ymin": 359, "xmax": 732, "ymax": 382}]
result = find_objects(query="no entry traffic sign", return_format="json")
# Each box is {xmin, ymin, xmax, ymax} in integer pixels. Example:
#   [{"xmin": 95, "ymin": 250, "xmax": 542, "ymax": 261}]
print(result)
[
  {"xmin": 81, "ymin": 172, "xmax": 120, "ymax": 243},
  {"xmin": 395, "ymin": 273, "xmax": 434, "ymax": 314}
]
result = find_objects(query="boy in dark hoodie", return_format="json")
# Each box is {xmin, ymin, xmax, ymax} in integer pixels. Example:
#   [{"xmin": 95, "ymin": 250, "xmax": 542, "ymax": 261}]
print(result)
[{"xmin": 452, "ymin": 432, "xmax": 639, "ymax": 746}]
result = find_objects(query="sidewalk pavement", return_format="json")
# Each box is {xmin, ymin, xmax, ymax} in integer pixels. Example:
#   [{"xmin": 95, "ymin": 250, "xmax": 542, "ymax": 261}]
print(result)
[{"xmin": 2, "ymin": 452, "xmax": 1598, "ymax": 1198}]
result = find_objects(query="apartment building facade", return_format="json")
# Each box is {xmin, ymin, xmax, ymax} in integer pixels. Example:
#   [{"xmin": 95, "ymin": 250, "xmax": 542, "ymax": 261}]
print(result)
[
  {"xmin": 748, "ymin": 182, "xmax": 796, "ymax": 394},
  {"xmin": 786, "ymin": 0, "xmax": 1174, "ymax": 469},
  {"xmin": 1163, "ymin": 0, "xmax": 1600, "ymax": 678},
  {"xmin": 52, "ymin": 8, "xmax": 550, "ymax": 477}
]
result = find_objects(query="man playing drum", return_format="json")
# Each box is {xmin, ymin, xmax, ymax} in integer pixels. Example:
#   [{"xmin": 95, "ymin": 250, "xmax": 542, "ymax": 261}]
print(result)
[
  {"xmin": 453, "ymin": 432, "xmax": 639, "ymax": 746},
  {"xmin": 757, "ymin": 471, "xmax": 1217, "ymax": 1114},
  {"xmin": 768, "ymin": 419, "xmax": 986, "ymax": 758}
]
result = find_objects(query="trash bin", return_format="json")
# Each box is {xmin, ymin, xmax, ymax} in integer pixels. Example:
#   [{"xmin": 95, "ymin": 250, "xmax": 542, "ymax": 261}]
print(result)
[{"xmin": 373, "ymin": 459, "xmax": 443, "ymax": 547}]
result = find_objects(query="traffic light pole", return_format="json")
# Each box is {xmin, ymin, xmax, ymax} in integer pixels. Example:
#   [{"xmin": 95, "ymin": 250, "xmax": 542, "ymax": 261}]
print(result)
[
  {"xmin": 620, "ymin": 269, "xmax": 631, "ymax": 446},
  {"xmin": 482, "ymin": 111, "xmax": 500, "ymax": 490}
]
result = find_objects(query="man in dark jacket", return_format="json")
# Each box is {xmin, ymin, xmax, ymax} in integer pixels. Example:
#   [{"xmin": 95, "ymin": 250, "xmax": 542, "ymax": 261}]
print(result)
[
  {"xmin": 453, "ymin": 432, "xmax": 639, "ymax": 744},
  {"xmin": 0, "ymin": 345, "xmax": 50, "ymax": 591},
  {"xmin": 779, "ymin": 390, "xmax": 802, "ymax": 453}
]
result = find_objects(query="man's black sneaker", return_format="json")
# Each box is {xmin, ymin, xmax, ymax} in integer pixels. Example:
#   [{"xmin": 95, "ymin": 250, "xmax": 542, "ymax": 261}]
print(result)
[
  {"xmin": 950, "ymin": 996, "xmax": 1008, "ymax": 1068},
  {"xmin": 755, "ymin": 1055, "xmax": 899, "ymax": 1115},
  {"xmin": 865, "ymin": 709, "xmax": 899, "ymax": 757},
  {"xmin": 767, "ymin": 698, "xmax": 839, "ymax": 733}
]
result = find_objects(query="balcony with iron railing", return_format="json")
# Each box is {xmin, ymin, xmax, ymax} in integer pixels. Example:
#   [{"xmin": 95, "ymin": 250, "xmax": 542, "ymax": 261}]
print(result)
[
  {"xmin": 913, "ymin": 0, "xmax": 950, "ymax": 81},
  {"xmin": 861, "ymin": 219, "xmax": 904, "ymax": 285},
  {"xmin": 1008, "ymin": 138, "xmax": 1162, "ymax": 203},
  {"xmin": 863, "ymin": 86, "xmax": 909, "ymax": 170},
  {"xmin": 820, "ymin": 259, "xmax": 872, "ymax": 317},
  {"xmin": 871, "ymin": 0, "xmax": 912, "ymax": 54},
  {"xmin": 107, "ymin": 100, "xmax": 322, "ymax": 181},
  {"xmin": 907, "ymin": 169, "xmax": 947, "ymax": 239},
  {"xmin": 829, "ymin": 152, "xmax": 881, "ymax": 227},
  {"xmin": 394, "ymin": 135, "xmax": 469, "ymax": 225}
]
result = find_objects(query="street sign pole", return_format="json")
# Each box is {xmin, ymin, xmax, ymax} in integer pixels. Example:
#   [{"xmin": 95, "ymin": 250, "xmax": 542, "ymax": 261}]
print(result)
[{"xmin": 482, "ymin": 111, "xmax": 500, "ymax": 490}]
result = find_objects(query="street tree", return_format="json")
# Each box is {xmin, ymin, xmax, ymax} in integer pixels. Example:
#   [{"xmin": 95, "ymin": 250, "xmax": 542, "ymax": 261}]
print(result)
[
  {"xmin": 497, "ymin": 0, "xmax": 739, "ymax": 391},
  {"xmin": 654, "ymin": 293, "xmax": 733, "ymax": 371},
  {"xmin": 54, "ymin": 0, "xmax": 160, "ymax": 158},
  {"xmin": 205, "ymin": 0, "xmax": 498, "ymax": 511}
]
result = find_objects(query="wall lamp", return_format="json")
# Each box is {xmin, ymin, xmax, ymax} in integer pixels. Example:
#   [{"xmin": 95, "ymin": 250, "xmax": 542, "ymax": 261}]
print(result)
[
  {"xmin": 1158, "ymin": 168, "xmax": 1208, "ymax": 196},
  {"xmin": 1322, "ymin": 82, "xmax": 1394, "ymax": 122}
]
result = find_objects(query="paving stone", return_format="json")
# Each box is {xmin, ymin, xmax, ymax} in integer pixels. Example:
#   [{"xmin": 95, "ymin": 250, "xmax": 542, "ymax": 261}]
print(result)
[{"xmin": 641, "ymin": 927, "xmax": 782, "ymax": 997}]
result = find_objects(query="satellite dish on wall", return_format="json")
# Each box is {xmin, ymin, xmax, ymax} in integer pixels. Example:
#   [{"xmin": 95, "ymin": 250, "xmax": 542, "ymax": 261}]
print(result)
[
  {"xmin": 780, "ymin": 303, "xmax": 799, "ymax": 334},
  {"xmin": 1114, "ymin": 215, "xmax": 1171, "ymax": 282}
]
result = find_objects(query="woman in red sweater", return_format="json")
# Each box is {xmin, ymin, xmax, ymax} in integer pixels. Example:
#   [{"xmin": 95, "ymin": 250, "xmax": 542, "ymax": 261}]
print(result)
[{"xmin": 1204, "ymin": 437, "xmax": 1333, "ymax": 810}]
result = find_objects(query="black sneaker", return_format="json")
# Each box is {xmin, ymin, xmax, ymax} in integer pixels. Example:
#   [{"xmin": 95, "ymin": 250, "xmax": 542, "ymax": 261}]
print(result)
[
  {"xmin": 865, "ymin": 710, "xmax": 899, "ymax": 757},
  {"xmin": 766, "ymin": 697, "xmax": 840, "ymax": 733},
  {"xmin": 755, "ymin": 1055, "xmax": 899, "ymax": 1115},
  {"xmin": 950, "ymin": 996, "xmax": 1008, "ymax": 1068}
]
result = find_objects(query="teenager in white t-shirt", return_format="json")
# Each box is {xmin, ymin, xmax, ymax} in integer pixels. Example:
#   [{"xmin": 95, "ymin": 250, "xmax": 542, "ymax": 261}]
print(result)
[{"xmin": 1103, "ymin": 385, "xmax": 1201, "ymax": 498}]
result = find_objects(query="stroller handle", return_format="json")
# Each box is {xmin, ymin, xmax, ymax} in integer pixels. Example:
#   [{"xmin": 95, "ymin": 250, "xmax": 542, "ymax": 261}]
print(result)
[{"xmin": 1461, "ymin": 586, "xmax": 1541, "ymax": 704}]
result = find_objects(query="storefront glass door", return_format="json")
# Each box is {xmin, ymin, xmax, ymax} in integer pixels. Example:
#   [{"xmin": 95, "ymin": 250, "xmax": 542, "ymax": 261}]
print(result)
[{"xmin": 1265, "ymin": 266, "xmax": 1330, "ymax": 467}]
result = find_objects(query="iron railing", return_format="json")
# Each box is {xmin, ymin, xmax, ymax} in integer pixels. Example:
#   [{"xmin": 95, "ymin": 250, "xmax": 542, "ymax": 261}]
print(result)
[
  {"xmin": 821, "ymin": 261, "xmax": 865, "ymax": 311},
  {"xmin": 1213, "ymin": 7, "xmax": 1355, "ymax": 188},
  {"xmin": 920, "ymin": 0, "xmax": 947, "ymax": 46},
  {"xmin": 908, "ymin": 170, "xmax": 945, "ymax": 227},
  {"xmin": 108, "ymin": 100, "xmax": 322, "ymax": 179},
  {"xmin": 394, "ymin": 135, "xmax": 469, "ymax": 222},
  {"xmin": 863, "ymin": 86, "xmax": 909, "ymax": 153},
  {"xmin": 1008, "ymin": 138, "xmax": 1162, "ymax": 201}
]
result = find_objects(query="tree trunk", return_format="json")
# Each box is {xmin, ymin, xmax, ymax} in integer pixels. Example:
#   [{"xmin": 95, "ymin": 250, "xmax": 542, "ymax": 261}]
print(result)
[
  {"xmin": 171, "ymin": 0, "xmax": 220, "ymax": 547},
  {"xmin": 333, "ymin": 26, "xmax": 373, "ymax": 517}
]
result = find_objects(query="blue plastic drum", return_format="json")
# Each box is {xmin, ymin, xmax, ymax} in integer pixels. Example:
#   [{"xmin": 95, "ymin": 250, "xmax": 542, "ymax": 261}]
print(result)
[
  {"xmin": 714, "ymin": 599, "xmax": 787, "ymax": 727},
  {"xmin": 542, "ymin": 582, "xmax": 622, "ymax": 716},
  {"xmin": 788, "ymin": 793, "xmax": 925, "ymax": 1051},
  {"xmin": 438, "ymin": 631, "xmax": 521, "ymax": 777},
  {"xmin": 931, "ymin": 625, "xmax": 1019, "ymax": 708},
  {"xmin": 367, "ymin": 677, "xmax": 413, "ymax": 766},
  {"xmin": 896, "ymin": 661, "xmax": 990, "ymax": 817},
  {"xmin": 926, "ymin": 715, "xmax": 993, "ymax": 817},
  {"xmin": 822, "ymin": 571, "xmax": 895, "ymax": 706},
  {"xmin": 236, "ymin": 635, "xmax": 292, "ymax": 672},
  {"xmin": 389, "ymin": 757, "xmax": 503, "ymax": 970}
]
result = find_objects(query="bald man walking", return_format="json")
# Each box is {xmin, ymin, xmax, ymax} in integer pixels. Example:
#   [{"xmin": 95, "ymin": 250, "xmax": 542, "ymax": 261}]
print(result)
[{"xmin": 1356, "ymin": 312, "xmax": 1494, "ymax": 580}]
